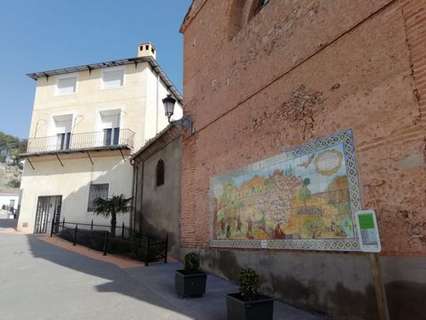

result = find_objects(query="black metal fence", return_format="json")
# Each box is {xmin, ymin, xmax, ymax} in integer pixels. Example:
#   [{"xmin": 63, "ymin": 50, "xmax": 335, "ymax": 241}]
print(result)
[{"xmin": 51, "ymin": 218, "xmax": 168, "ymax": 266}]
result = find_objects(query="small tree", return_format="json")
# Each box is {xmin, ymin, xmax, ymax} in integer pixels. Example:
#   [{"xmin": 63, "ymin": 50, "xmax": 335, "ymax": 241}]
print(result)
[
  {"xmin": 184, "ymin": 252, "xmax": 201, "ymax": 273},
  {"xmin": 239, "ymin": 268, "xmax": 259, "ymax": 300},
  {"xmin": 94, "ymin": 194, "xmax": 131, "ymax": 237}
]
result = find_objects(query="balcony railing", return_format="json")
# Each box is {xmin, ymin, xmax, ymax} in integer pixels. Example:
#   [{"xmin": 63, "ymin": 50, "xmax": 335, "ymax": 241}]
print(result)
[{"xmin": 24, "ymin": 129, "xmax": 135, "ymax": 155}]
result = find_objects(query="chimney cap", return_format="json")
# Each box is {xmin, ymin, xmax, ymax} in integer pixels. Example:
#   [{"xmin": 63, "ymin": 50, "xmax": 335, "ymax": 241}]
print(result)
[{"xmin": 138, "ymin": 42, "xmax": 156, "ymax": 59}]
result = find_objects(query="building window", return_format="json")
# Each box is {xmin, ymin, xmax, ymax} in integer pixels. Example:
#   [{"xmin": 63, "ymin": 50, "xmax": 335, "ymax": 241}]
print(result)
[
  {"xmin": 99, "ymin": 110, "xmax": 121, "ymax": 146},
  {"xmin": 56, "ymin": 76, "xmax": 77, "ymax": 95},
  {"xmin": 250, "ymin": 0, "xmax": 270, "ymax": 18},
  {"xmin": 87, "ymin": 184, "xmax": 109, "ymax": 211},
  {"xmin": 229, "ymin": 0, "xmax": 270, "ymax": 39},
  {"xmin": 102, "ymin": 67, "xmax": 124, "ymax": 89},
  {"xmin": 228, "ymin": 0, "xmax": 245, "ymax": 39},
  {"xmin": 57, "ymin": 132, "xmax": 71, "ymax": 150},
  {"xmin": 156, "ymin": 159, "xmax": 165, "ymax": 187},
  {"xmin": 53, "ymin": 114, "xmax": 73, "ymax": 151},
  {"xmin": 260, "ymin": 0, "xmax": 270, "ymax": 7},
  {"xmin": 103, "ymin": 128, "xmax": 120, "ymax": 146}
]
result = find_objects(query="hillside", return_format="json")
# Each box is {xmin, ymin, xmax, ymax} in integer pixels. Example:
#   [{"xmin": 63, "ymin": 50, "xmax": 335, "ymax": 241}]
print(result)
[{"xmin": 0, "ymin": 131, "xmax": 26, "ymax": 192}]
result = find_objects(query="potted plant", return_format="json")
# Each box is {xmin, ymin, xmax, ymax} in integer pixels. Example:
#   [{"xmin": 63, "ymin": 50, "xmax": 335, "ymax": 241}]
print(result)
[
  {"xmin": 175, "ymin": 252, "xmax": 207, "ymax": 298},
  {"xmin": 226, "ymin": 268, "xmax": 274, "ymax": 320}
]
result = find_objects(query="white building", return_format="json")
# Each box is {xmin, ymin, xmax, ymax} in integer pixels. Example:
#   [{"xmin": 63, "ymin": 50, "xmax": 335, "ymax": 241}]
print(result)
[{"xmin": 18, "ymin": 43, "xmax": 182, "ymax": 234}]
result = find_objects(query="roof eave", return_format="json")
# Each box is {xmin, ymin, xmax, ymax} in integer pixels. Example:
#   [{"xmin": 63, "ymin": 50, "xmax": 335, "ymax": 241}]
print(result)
[{"xmin": 26, "ymin": 56, "xmax": 183, "ymax": 104}]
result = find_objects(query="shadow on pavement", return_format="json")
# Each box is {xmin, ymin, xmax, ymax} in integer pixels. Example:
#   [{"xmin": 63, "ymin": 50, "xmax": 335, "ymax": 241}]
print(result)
[
  {"xmin": 26, "ymin": 234, "xmax": 233, "ymax": 320},
  {"xmin": 26, "ymin": 234, "xmax": 324, "ymax": 320}
]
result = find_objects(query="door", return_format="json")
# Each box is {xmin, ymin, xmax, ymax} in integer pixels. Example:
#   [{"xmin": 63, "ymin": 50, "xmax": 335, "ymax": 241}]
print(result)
[
  {"xmin": 34, "ymin": 196, "xmax": 62, "ymax": 234},
  {"xmin": 103, "ymin": 127, "xmax": 120, "ymax": 146},
  {"xmin": 56, "ymin": 132, "xmax": 71, "ymax": 150}
]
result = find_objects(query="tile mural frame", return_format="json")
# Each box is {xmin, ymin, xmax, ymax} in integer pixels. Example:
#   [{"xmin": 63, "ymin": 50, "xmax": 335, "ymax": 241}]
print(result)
[{"xmin": 208, "ymin": 129, "xmax": 362, "ymax": 252}]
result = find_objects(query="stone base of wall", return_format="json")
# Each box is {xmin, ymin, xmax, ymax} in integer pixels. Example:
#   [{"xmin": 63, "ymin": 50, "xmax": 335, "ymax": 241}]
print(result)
[{"xmin": 180, "ymin": 247, "xmax": 426, "ymax": 320}]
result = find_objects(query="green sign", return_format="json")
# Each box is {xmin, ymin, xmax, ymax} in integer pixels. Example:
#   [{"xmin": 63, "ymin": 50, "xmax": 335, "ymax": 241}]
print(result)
[
  {"xmin": 359, "ymin": 214, "xmax": 374, "ymax": 229},
  {"xmin": 355, "ymin": 210, "xmax": 381, "ymax": 252}
]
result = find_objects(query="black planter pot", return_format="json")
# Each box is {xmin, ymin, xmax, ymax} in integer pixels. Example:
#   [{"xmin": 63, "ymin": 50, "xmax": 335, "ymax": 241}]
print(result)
[
  {"xmin": 175, "ymin": 270, "xmax": 207, "ymax": 298},
  {"xmin": 226, "ymin": 293, "xmax": 274, "ymax": 320}
]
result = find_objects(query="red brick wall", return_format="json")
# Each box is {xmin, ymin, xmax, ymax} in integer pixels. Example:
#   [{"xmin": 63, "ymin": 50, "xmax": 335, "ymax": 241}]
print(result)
[
  {"xmin": 181, "ymin": 0, "xmax": 426, "ymax": 255},
  {"xmin": 401, "ymin": 0, "xmax": 426, "ymax": 125}
]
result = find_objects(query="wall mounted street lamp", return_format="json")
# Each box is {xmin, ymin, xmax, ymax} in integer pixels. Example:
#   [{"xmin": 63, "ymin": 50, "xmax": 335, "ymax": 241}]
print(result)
[{"xmin": 162, "ymin": 94, "xmax": 194, "ymax": 135}]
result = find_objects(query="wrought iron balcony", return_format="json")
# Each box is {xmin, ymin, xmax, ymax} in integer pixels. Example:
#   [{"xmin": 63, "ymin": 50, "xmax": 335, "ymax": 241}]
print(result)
[{"xmin": 23, "ymin": 129, "xmax": 135, "ymax": 156}]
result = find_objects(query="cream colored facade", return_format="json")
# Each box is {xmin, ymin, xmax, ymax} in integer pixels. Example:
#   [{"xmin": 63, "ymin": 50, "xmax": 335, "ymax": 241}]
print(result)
[{"xmin": 18, "ymin": 44, "xmax": 182, "ymax": 233}]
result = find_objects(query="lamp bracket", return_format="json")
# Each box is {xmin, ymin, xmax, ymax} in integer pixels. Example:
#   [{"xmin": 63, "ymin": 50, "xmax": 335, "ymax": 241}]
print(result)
[{"xmin": 171, "ymin": 115, "xmax": 194, "ymax": 135}]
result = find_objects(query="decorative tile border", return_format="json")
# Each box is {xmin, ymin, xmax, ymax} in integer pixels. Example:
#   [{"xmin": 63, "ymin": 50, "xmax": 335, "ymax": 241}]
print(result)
[{"xmin": 208, "ymin": 129, "xmax": 362, "ymax": 252}]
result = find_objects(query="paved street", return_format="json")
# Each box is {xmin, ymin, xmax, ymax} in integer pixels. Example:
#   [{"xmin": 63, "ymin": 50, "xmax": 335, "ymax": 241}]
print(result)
[{"xmin": 0, "ymin": 234, "xmax": 324, "ymax": 320}]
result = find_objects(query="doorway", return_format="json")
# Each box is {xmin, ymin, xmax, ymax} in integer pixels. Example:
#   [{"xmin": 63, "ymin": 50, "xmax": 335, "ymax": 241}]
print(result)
[{"xmin": 34, "ymin": 196, "xmax": 62, "ymax": 234}]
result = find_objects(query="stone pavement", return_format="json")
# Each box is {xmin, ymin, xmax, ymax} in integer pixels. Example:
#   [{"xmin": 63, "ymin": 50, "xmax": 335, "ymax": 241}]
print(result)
[{"xmin": 0, "ymin": 233, "xmax": 325, "ymax": 320}]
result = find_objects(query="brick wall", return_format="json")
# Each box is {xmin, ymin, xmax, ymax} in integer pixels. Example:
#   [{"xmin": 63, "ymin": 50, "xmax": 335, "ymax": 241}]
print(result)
[
  {"xmin": 401, "ymin": 0, "xmax": 426, "ymax": 125},
  {"xmin": 181, "ymin": 0, "xmax": 426, "ymax": 255}
]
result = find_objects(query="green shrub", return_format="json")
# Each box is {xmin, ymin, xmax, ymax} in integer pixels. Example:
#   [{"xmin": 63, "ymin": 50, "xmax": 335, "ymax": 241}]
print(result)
[
  {"xmin": 7, "ymin": 179, "xmax": 20, "ymax": 188},
  {"xmin": 108, "ymin": 238, "xmax": 133, "ymax": 254},
  {"xmin": 239, "ymin": 268, "xmax": 259, "ymax": 299},
  {"xmin": 184, "ymin": 252, "xmax": 201, "ymax": 272}
]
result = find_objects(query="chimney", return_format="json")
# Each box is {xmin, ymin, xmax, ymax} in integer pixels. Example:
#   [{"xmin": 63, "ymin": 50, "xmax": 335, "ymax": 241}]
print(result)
[{"xmin": 137, "ymin": 42, "xmax": 156, "ymax": 59}]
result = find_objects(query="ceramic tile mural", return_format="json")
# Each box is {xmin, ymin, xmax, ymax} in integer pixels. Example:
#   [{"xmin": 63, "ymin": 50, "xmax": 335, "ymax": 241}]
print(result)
[{"xmin": 209, "ymin": 130, "xmax": 362, "ymax": 251}]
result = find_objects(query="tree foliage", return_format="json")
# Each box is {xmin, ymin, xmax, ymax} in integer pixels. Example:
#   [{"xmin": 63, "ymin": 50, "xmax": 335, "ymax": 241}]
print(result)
[
  {"xmin": 184, "ymin": 252, "xmax": 201, "ymax": 272},
  {"xmin": 0, "ymin": 131, "xmax": 27, "ymax": 165},
  {"xmin": 7, "ymin": 179, "xmax": 20, "ymax": 188},
  {"xmin": 239, "ymin": 268, "xmax": 259, "ymax": 300},
  {"xmin": 93, "ymin": 194, "xmax": 132, "ymax": 237}
]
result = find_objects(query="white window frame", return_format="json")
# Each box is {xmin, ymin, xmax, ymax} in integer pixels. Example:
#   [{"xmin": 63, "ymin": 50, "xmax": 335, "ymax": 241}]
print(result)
[
  {"xmin": 47, "ymin": 113, "xmax": 75, "ymax": 151},
  {"xmin": 101, "ymin": 66, "xmax": 125, "ymax": 90},
  {"xmin": 55, "ymin": 74, "xmax": 78, "ymax": 96},
  {"xmin": 96, "ymin": 108, "xmax": 123, "ymax": 146}
]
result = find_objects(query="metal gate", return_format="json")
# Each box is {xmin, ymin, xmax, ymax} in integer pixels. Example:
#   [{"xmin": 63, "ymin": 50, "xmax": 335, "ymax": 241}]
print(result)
[{"xmin": 34, "ymin": 196, "xmax": 62, "ymax": 234}]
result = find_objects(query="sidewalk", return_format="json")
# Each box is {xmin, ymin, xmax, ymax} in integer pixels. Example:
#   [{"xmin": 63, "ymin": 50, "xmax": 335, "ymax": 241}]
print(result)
[
  {"xmin": 0, "ymin": 233, "xmax": 326, "ymax": 320},
  {"xmin": 37, "ymin": 234, "xmax": 325, "ymax": 320},
  {"xmin": 126, "ymin": 262, "xmax": 326, "ymax": 320}
]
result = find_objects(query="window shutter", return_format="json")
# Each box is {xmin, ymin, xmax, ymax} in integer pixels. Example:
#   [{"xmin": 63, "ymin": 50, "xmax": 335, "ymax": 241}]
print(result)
[
  {"xmin": 102, "ymin": 69, "xmax": 124, "ymax": 89},
  {"xmin": 57, "ymin": 77, "xmax": 76, "ymax": 95}
]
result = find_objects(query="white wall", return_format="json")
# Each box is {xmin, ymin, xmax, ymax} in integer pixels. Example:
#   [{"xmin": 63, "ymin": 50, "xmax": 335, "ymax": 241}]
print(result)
[
  {"xmin": 20, "ymin": 58, "xmax": 182, "ymax": 234},
  {"xmin": 29, "ymin": 62, "xmax": 182, "ymax": 151},
  {"xmin": 143, "ymin": 68, "xmax": 183, "ymax": 143},
  {"xmin": 29, "ymin": 63, "xmax": 150, "ymax": 151},
  {"xmin": 18, "ymin": 154, "xmax": 132, "ymax": 233}
]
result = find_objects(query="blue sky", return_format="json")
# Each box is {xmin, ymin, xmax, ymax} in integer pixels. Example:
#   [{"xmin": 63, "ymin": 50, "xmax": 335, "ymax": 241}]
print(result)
[{"xmin": 0, "ymin": 0, "xmax": 192, "ymax": 138}]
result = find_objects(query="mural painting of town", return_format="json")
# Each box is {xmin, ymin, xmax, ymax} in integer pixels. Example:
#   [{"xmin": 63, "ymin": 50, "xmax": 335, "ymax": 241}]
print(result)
[{"xmin": 211, "ymin": 143, "xmax": 355, "ymax": 241}]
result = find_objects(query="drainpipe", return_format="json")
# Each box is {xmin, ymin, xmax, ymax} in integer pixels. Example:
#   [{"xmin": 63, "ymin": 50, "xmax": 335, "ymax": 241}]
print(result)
[
  {"xmin": 130, "ymin": 161, "xmax": 137, "ymax": 231},
  {"xmin": 131, "ymin": 159, "xmax": 144, "ymax": 233},
  {"xmin": 138, "ymin": 161, "xmax": 145, "ymax": 232}
]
